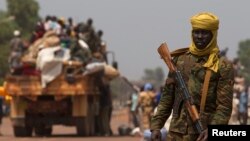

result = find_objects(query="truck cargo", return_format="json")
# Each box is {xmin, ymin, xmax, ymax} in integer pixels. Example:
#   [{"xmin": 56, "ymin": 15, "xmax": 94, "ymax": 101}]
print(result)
[
  {"xmin": 3, "ymin": 16, "xmax": 122, "ymax": 137},
  {"xmin": 4, "ymin": 60, "xmax": 101, "ymax": 137}
]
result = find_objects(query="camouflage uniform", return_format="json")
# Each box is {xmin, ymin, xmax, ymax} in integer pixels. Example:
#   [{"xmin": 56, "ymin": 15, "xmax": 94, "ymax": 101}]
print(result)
[
  {"xmin": 150, "ymin": 50, "xmax": 234, "ymax": 141},
  {"xmin": 139, "ymin": 90, "xmax": 155, "ymax": 130}
]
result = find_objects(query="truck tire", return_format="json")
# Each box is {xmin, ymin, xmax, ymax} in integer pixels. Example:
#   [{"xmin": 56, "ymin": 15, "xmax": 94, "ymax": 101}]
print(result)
[
  {"xmin": 13, "ymin": 126, "xmax": 32, "ymax": 137},
  {"xmin": 76, "ymin": 100, "xmax": 96, "ymax": 136},
  {"xmin": 76, "ymin": 117, "xmax": 89, "ymax": 136},
  {"xmin": 34, "ymin": 126, "xmax": 52, "ymax": 136},
  {"xmin": 88, "ymin": 103, "xmax": 96, "ymax": 136}
]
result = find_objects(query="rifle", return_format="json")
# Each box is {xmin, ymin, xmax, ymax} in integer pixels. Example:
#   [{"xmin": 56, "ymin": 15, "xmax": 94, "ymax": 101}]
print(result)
[{"xmin": 157, "ymin": 42, "xmax": 204, "ymax": 134}]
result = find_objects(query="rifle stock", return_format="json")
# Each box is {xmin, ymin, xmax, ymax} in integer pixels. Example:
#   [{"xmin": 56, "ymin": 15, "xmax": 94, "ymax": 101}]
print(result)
[
  {"xmin": 157, "ymin": 42, "xmax": 204, "ymax": 134},
  {"xmin": 157, "ymin": 43, "xmax": 176, "ymax": 72}
]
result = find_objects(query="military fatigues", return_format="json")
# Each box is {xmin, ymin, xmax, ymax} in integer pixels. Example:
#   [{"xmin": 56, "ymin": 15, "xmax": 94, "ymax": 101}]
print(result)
[
  {"xmin": 150, "ymin": 50, "xmax": 234, "ymax": 141},
  {"xmin": 139, "ymin": 91, "xmax": 155, "ymax": 130}
]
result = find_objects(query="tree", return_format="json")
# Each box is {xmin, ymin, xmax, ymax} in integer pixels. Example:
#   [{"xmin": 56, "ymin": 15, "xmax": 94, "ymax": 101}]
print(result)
[
  {"xmin": 237, "ymin": 39, "xmax": 250, "ymax": 85},
  {"xmin": 0, "ymin": 11, "xmax": 19, "ymax": 84},
  {"xmin": 0, "ymin": 0, "xmax": 40, "ymax": 84},
  {"xmin": 0, "ymin": 11, "xmax": 18, "ymax": 44},
  {"xmin": 7, "ymin": 0, "xmax": 40, "ymax": 33},
  {"xmin": 142, "ymin": 67, "xmax": 165, "ymax": 88}
]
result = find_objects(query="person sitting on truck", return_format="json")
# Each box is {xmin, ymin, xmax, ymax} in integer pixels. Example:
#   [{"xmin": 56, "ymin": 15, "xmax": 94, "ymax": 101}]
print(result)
[{"xmin": 9, "ymin": 30, "xmax": 26, "ymax": 75}]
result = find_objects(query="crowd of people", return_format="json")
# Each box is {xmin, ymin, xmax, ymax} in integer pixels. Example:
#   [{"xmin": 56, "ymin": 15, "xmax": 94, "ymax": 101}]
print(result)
[
  {"xmin": 125, "ymin": 83, "xmax": 165, "ymax": 137},
  {"xmin": 229, "ymin": 58, "xmax": 250, "ymax": 125}
]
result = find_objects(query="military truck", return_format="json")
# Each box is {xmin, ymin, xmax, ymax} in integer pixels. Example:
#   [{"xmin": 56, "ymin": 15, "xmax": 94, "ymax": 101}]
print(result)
[
  {"xmin": 4, "ymin": 16, "xmax": 122, "ymax": 137},
  {"xmin": 4, "ymin": 61, "xmax": 101, "ymax": 137}
]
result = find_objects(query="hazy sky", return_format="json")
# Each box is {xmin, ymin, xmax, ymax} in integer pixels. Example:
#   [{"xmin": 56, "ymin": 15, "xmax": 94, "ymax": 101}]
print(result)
[{"xmin": 1, "ymin": 0, "xmax": 250, "ymax": 80}]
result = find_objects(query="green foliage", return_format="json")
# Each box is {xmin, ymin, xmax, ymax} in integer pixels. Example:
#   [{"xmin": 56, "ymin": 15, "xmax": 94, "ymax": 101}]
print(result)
[
  {"xmin": 0, "ymin": 10, "xmax": 5, "ymax": 18},
  {"xmin": 0, "ymin": 43, "xmax": 11, "ymax": 78},
  {"xmin": 0, "ymin": 21, "xmax": 18, "ymax": 44},
  {"xmin": 0, "ymin": 11, "xmax": 18, "ymax": 80},
  {"xmin": 142, "ymin": 67, "xmax": 165, "ymax": 88},
  {"xmin": 237, "ymin": 39, "xmax": 250, "ymax": 85},
  {"xmin": 238, "ymin": 39, "xmax": 250, "ymax": 67},
  {"xmin": 0, "ymin": 11, "xmax": 18, "ymax": 44},
  {"xmin": 7, "ymin": 0, "xmax": 40, "ymax": 33},
  {"xmin": 0, "ymin": 0, "xmax": 40, "ymax": 81}
]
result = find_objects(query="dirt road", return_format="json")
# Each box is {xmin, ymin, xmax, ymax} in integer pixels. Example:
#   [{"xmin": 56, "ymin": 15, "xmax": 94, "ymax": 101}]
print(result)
[{"xmin": 0, "ymin": 108, "xmax": 143, "ymax": 141}]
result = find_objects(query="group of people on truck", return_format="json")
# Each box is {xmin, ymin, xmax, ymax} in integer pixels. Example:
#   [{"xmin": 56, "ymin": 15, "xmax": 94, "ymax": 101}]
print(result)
[
  {"xmin": 8, "ymin": 15, "xmax": 108, "ymax": 77},
  {"xmin": 6, "ymin": 15, "xmax": 119, "ymax": 137}
]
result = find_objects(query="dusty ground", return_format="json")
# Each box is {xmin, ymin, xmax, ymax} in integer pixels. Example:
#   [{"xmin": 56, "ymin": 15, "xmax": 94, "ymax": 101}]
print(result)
[{"xmin": 0, "ymin": 107, "xmax": 143, "ymax": 141}]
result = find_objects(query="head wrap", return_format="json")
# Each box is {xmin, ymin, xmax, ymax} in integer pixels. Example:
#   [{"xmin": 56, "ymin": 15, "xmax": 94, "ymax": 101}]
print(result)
[
  {"xmin": 144, "ymin": 83, "xmax": 153, "ymax": 91},
  {"xmin": 189, "ymin": 12, "xmax": 220, "ymax": 72},
  {"xmin": 190, "ymin": 12, "xmax": 219, "ymax": 30},
  {"xmin": 13, "ymin": 30, "xmax": 20, "ymax": 37}
]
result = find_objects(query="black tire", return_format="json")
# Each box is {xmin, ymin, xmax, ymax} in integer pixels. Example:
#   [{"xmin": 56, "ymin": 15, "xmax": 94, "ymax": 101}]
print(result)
[
  {"xmin": 76, "ymin": 117, "xmax": 89, "ymax": 136},
  {"xmin": 34, "ymin": 126, "xmax": 52, "ymax": 136},
  {"xmin": 13, "ymin": 126, "xmax": 33, "ymax": 137},
  {"xmin": 76, "ymin": 101, "xmax": 96, "ymax": 136},
  {"xmin": 88, "ymin": 103, "xmax": 96, "ymax": 136}
]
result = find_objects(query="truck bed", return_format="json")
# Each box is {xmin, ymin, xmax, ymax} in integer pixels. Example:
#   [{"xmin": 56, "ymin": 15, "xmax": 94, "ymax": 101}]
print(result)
[
  {"xmin": 5, "ymin": 75, "xmax": 97, "ymax": 96},
  {"xmin": 4, "ymin": 62, "xmax": 99, "ymax": 96}
]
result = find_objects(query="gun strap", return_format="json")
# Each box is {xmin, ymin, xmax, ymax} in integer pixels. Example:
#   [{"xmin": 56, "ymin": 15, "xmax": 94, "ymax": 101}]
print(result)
[{"xmin": 200, "ymin": 69, "xmax": 212, "ymax": 113}]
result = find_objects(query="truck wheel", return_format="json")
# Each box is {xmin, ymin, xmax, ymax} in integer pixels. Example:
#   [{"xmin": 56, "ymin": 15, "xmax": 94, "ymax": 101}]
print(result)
[
  {"xmin": 76, "ymin": 103, "xmax": 96, "ymax": 136},
  {"xmin": 34, "ymin": 126, "xmax": 52, "ymax": 136},
  {"xmin": 13, "ymin": 126, "xmax": 33, "ymax": 137},
  {"xmin": 88, "ymin": 103, "xmax": 96, "ymax": 136},
  {"xmin": 76, "ymin": 117, "xmax": 89, "ymax": 136}
]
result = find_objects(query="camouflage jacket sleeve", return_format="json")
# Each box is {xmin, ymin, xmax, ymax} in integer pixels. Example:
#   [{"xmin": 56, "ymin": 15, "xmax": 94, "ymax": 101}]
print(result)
[
  {"xmin": 210, "ymin": 58, "xmax": 234, "ymax": 124},
  {"xmin": 150, "ymin": 72, "xmax": 175, "ymax": 130}
]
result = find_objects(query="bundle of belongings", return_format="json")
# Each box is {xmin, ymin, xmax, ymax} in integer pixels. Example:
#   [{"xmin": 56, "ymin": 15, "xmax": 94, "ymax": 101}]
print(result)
[
  {"xmin": 83, "ymin": 61, "xmax": 120, "ymax": 80},
  {"xmin": 21, "ymin": 31, "xmax": 70, "ymax": 88},
  {"xmin": 16, "ymin": 30, "xmax": 119, "ymax": 88}
]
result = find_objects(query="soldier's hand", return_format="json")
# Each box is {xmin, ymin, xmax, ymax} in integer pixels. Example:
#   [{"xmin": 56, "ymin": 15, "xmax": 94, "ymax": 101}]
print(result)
[
  {"xmin": 151, "ymin": 130, "xmax": 162, "ymax": 141},
  {"xmin": 196, "ymin": 129, "xmax": 208, "ymax": 141}
]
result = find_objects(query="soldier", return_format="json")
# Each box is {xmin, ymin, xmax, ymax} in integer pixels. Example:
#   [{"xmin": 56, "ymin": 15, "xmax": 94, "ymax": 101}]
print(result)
[
  {"xmin": 150, "ymin": 12, "xmax": 234, "ymax": 141},
  {"xmin": 138, "ymin": 83, "xmax": 156, "ymax": 131}
]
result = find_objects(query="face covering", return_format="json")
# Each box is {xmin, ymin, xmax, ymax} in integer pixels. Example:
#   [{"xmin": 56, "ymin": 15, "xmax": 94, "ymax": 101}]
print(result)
[{"xmin": 189, "ymin": 12, "xmax": 220, "ymax": 72}]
